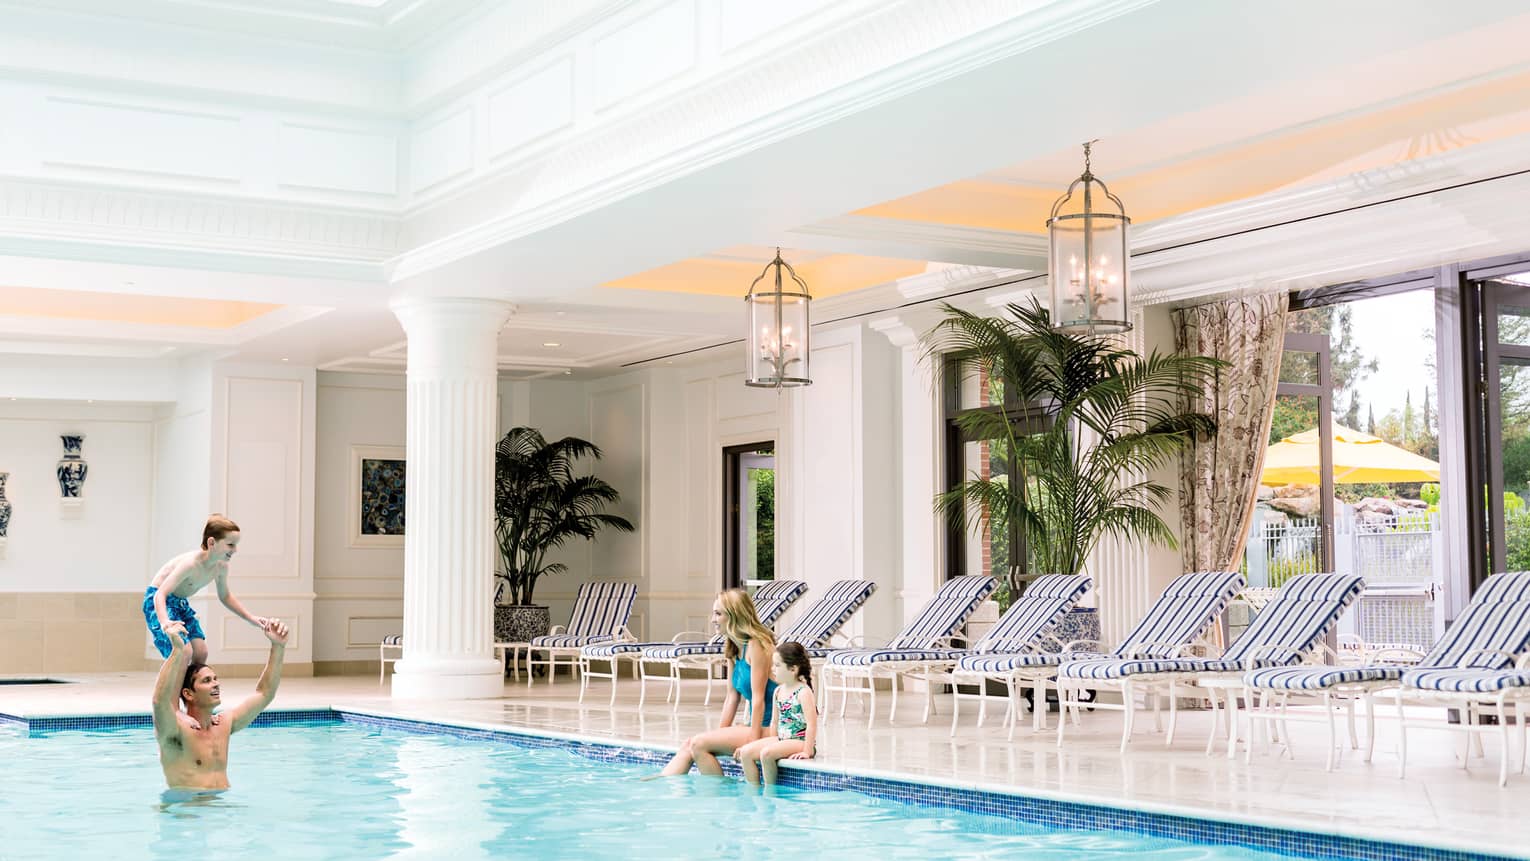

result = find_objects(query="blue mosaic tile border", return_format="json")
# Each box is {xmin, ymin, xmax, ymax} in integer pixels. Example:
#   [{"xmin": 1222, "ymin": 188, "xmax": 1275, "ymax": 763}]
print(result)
[
  {"xmin": 4, "ymin": 709, "xmax": 337, "ymax": 737},
  {"xmin": 4, "ymin": 706, "xmax": 1514, "ymax": 861},
  {"xmin": 331, "ymin": 710, "xmax": 1514, "ymax": 861}
]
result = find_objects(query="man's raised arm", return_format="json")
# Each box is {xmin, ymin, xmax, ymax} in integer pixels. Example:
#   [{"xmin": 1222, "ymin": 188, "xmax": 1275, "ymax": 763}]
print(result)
[
  {"xmin": 151, "ymin": 622, "xmax": 189, "ymax": 742},
  {"xmin": 226, "ymin": 620, "xmax": 288, "ymax": 734}
]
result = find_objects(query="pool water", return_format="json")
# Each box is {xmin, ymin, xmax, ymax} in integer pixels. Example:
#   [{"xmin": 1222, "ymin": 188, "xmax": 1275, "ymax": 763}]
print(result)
[{"xmin": 0, "ymin": 721, "xmax": 1295, "ymax": 860}]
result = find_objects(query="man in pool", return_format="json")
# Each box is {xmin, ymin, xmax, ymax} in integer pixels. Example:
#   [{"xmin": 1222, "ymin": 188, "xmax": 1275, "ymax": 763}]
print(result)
[{"xmin": 151, "ymin": 617, "xmax": 289, "ymax": 791}]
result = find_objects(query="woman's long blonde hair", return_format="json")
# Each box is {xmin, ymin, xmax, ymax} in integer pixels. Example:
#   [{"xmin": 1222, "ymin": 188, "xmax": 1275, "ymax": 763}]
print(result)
[{"xmin": 718, "ymin": 588, "xmax": 775, "ymax": 662}]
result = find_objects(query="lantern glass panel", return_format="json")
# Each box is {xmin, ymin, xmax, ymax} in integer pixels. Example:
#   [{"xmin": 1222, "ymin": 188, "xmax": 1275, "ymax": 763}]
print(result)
[
  {"xmin": 746, "ymin": 290, "xmax": 811, "ymax": 387},
  {"xmin": 1048, "ymin": 208, "xmax": 1129, "ymax": 334}
]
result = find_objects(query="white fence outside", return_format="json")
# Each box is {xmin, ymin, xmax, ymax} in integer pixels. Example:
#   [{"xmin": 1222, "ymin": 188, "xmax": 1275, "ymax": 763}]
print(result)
[{"xmin": 1243, "ymin": 507, "xmax": 1442, "ymax": 649}]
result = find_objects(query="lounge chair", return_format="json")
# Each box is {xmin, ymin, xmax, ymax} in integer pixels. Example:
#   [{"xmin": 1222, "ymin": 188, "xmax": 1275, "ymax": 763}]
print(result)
[
  {"xmin": 952, "ymin": 570, "xmax": 1246, "ymax": 736},
  {"xmin": 1056, "ymin": 572, "xmax": 1363, "ymax": 753},
  {"xmin": 576, "ymin": 579, "xmax": 809, "ymax": 705},
  {"xmin": 523, "ymin": 581, "xmax": 639, "ymax": 685},
  {"xmin": 821, "ymin": 575, "xmax": 998, "ymax": 728},
  {"xmin": 940, "ymin": 574, "xmax": 1094, "ymax": 733},
  {"xmin": 638, "ymin": 578, "xmax": 878, "ymax": 709},
  {"xmin": 1243, "ymin": 570, "xmax": 1530, "ymax": 783}
]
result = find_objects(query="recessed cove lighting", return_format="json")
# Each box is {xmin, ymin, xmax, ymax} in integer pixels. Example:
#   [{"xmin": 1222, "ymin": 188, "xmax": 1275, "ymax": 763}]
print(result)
[
  {"xmin": 281, "ymin": 358, "xmax": 289, "ymax": 362},
  {"xmin": 542, "ymin": 342, "xmax": 561, "ymax": 348},
  {"xmin": 563, "ymin": 370, "xmax": 572, "ymax": 375}
]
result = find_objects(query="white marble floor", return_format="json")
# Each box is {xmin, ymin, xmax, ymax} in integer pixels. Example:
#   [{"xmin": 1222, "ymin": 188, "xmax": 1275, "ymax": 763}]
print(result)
[{"xmin": 4, "ymin": 670, "xmax": 1528, "ymax": 859}]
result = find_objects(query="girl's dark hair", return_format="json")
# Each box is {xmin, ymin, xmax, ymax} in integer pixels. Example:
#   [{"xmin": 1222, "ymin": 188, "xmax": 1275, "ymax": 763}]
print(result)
[{"xmin": 776, "ymin": 641, "xmax": 812, "ymax": 687}]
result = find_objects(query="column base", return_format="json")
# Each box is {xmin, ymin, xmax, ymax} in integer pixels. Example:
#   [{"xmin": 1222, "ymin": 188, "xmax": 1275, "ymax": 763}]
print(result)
[{"xmin": 390, "ymin": 656, "xmax": 504, "ymax": 700}]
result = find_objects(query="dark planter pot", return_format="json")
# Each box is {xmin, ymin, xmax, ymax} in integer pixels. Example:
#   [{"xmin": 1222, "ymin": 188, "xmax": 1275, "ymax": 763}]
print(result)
[{"xmin": 495, "ymin": 604, "xmax": 551, "ymax": 643}]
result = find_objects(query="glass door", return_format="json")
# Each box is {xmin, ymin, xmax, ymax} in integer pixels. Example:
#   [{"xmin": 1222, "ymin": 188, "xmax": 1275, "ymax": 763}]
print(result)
[
  {"xmin": 1480, "ymin": 281, "xmax": 1530, "ymax": 575},
  {"xmin": 723, "ymin": 443, "xmax": 775, "ymax": 589},
  {"xmin": 1267, "ymin": 331, "xmax": 1336, "ymax": 577}
]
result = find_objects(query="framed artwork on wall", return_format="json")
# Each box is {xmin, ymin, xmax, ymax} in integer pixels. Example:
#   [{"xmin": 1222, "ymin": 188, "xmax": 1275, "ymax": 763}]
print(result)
[{"xmin": 349, "ymin": 445, "xmax": 406, "ymax": 548}]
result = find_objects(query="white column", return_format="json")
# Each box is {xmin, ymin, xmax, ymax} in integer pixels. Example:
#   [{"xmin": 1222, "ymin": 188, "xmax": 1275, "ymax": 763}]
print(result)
[
  {"xmin": 869, "ymin": 314, "xmax": 943, "ymax": 616},
  {"xmin": 390, "ymin": 296, "xmax": 514, "ymax": 700}
]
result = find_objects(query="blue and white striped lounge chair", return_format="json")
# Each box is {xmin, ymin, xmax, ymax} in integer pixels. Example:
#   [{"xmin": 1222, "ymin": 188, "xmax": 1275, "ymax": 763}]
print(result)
[
  {"xmin": 821, "ymin": 575, "xmax": 998, "ymax": 728},
  {"xmin": 1057, "ymin": 572, "xmax": 1362, "ymax": 753},
  {"xmin": 576, "ymin": 579, "xmax": 809, "ymax": 705},
  {"xmin": 952, "ymin": 570, "xmax": 1246, "ymax": 736},
  {"xmin": 525, "ymin": 581, "xmax": 639, "ymax": 685},
  {"xmin": 1244, "ymin": 571, "xmax": 1530, "ymax": 783},
  {"xmin": 378, "ymin": 634, "xmax": 403, "ymax": 685},
  {"xmin": 944, "ymin": 574, "xmax": 1094, "ymax": 734},
  {"xmin": 641, "ymin": 579, "xmax": 877, "ymax": 710}
]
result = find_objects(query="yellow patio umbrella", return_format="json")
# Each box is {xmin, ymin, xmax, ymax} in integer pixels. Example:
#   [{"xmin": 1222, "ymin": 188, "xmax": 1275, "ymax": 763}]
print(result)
[{"xmin": 1260, "ymin": 423, "xmax": 1440, "ymax": 486}]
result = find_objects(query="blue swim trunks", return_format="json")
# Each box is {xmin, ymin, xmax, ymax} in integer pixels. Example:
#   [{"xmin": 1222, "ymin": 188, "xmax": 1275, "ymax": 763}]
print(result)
[{"xmin": 143, "ymin": 586, "xmax": 207, "ymax": 658}]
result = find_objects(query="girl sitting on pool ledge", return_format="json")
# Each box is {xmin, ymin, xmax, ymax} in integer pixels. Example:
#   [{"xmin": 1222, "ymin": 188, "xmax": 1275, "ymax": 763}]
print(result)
[{"xmin": 654, "ymin": 588, "xmax": 776, "ymax": 777}]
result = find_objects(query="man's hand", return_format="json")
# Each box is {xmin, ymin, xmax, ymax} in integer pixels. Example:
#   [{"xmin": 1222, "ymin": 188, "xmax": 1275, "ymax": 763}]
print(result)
[
  {"xmin": 263, "ymin": 619, "xmax": 289, "ymax": 646},
  {"xmin": 252, "ymin": 616, "xmax": 270, "ymax": 629},
  {"xmin": 165, "ymin": 621, "xmax": 188, "ymax": 648}
]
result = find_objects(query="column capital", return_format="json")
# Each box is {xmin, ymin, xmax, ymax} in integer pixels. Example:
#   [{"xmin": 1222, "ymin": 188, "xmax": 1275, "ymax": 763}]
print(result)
[
  {"xmin": 868, "ymin": 310, "xmax": 944, "ymax": 350},
  {"xmin": 390, "ymin": 296, "xmax": 516, "ymax": 333}
]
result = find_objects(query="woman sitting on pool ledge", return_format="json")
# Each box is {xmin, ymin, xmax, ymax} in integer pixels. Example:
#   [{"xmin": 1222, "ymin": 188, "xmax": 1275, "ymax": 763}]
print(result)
[
  {"xmin": 151, "ymin": 616, "xmax": 289, "ymax": 791},
  {"xmin": 655, "ymin": 589, "xmax": 776, "ymax": 777}
]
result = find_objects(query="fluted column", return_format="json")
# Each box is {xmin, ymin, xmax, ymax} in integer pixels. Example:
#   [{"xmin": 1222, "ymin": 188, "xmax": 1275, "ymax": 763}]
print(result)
[{"xmin": 390, "ymin": 296, "xmax": 514, "ymax": 700}]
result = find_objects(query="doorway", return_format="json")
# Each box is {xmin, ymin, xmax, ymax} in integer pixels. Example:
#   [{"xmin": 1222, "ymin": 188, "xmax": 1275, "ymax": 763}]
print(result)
[{"xmin": 723, "ymin": 442, "xmax": 775, "ymax": 590}]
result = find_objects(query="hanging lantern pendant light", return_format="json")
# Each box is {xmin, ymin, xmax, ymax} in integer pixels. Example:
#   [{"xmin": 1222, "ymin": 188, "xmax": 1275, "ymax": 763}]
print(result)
[
  {"xmin": 1047, "ymin": 141, "xmax": 1131, "ymax": 334},
  {"xmin": 744, "ymin": 248, "xmax": 812, "ymax": 388}
]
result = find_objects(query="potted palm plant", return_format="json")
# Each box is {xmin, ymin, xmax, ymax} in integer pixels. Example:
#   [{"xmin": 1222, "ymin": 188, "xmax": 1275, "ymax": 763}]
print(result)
[
  {"xmin": 492, "ymin": 427, "xmax": 636, "ymax": 643},
  {"xmin": 930, "ymin": 298, "xmax": 1222, "ymax": 620}
]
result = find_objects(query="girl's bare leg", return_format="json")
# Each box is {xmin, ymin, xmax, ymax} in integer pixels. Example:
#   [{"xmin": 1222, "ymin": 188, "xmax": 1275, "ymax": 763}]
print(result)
[
  {"xmin": 760, "ymin": 740, "xmax": 805, "ymax": 785},
  {"xmin": 737, "ymin": 740, "xmax": 767, "ymax": 784}
]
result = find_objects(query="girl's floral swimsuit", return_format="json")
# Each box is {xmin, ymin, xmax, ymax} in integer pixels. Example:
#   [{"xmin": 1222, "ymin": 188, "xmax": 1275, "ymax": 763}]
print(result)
[{"xmin": 775, "ymin": 684, "xmax": 809, "ymax": 740}]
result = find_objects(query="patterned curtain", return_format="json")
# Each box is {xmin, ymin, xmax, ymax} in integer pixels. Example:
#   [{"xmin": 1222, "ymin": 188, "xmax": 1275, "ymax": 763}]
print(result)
[{"xmin": 1173, "ymin": 292, "xmax": 1288, "ymax": 572}]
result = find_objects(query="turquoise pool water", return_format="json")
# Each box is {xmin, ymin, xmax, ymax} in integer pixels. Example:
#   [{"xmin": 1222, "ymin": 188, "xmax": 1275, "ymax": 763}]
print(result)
[{"xmin": 0, "ymin": 720, "xmax": 1299, "ymax": 860}]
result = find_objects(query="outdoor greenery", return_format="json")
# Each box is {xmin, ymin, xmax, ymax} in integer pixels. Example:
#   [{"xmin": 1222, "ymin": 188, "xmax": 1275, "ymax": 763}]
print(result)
[
  {"xmin": 929, "ymin": 298, "xmax": 1223, "ymax": 601},
  {"xmin": 752, "ymin": 467, "xmax": 775, "ymax": 580},
  {"xmin": 492, "ymin": 427, "xmax": 635, "ymax": 606}
]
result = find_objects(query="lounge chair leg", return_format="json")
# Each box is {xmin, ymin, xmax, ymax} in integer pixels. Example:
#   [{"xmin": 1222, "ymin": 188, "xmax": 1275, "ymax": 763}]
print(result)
[
  {"xmin": 1150, "ymin": 683, "xmax": 1161, "ymax": 733},
  {"xmin": 1120, "ymin": 680, "xmax": 1135, "ymax": 755},
  {"xmin": 608, "ymin": 665, "xmax": 618, "ymax": 707},
  {"xmin": 1056, "ymin": 685, "xmax": 1070, "ymax": 748},
  {"xmin": 1396, "ymin": 692, "xmax": 1409, "ymax": 779},
  {"xmin": 1032, "ymin": 679, "xmax": 1047, "ymax": 733},
  {"xmin": 1498, "ymin": 699, "xmax": 1511, "ymax": 788},
  {"xmin": 887, "ymin": 673, "xmax": 899, "ymax": 726},
  {"xmin": 1345, "ymin": 694, "xmax": 1359, "ymax": 750},
  {"xmin": 950, "ymin": 680, "xmax": 963, "ymax": 738},
  {"xmin": 976, "ymin": 684, "xmax": 987, "ymax": 729},
  {"xmin": 1324, "ymin": 691, "xmax": 1337, "ymax": 772},
  {"xmin": 1519, "ymin": 701, "xmax": 1529, "ymax": 775},
  {"xmin": 1007, "ymin": 678, "xmax": 1021, "ymax": 741},
  {"xmin": 1364, "ymin": 691, "xmax": 1377, "ymax": 764},
  {"xmin": 1278, "ymin": 695, "xmax": 1294, "ymax": 761},
  {"xmin": 578, "ymin": 662, "xmax": 588, "ymax": 703},
  {"xmin": 1205, "ymin": 688, "xmax": 1220, "ymax": 756},
  {"xmin": 1166, "ymin": 682, "xmax": 1180, "ymax": 746}
]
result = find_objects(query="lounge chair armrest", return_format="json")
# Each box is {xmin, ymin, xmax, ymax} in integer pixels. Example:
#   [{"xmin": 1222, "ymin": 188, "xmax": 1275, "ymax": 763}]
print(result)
[
  {"xmin": 670, "ymin": 630, "xmax": 712, "ymax": 644},
  {"xmin": 1063, "ymin": 639, "xmax": 1103, "ymax": 655},
  {"xmin": 932, "ymin": 635, "xmax": 966, "ymax": 649},
  {"xmin": 1240, "ymin": 644, "xmax": 1303, "ymax": 670},
  {"xmin": 548, "ymin": 625, "xmax": 568, "ymax": 636},
  {"xmin": 1121, "ymin": 641, "xmax": 1195, "ymax": 659},
  {"xmin": 611, "ymin": 625, "xmax": 635, "ymax": 643},
  {"xmin": 1366, "ymin": 647, "xmax": 1426, "ymax": 667},
  {"xmin": 1517, "ymin": 653, "xmax": 1530, "ymax": 670}
]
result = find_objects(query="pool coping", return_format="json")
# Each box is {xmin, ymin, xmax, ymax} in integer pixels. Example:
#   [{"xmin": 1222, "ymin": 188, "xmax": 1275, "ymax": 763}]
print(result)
[{"xmin": 3, "ymin": 705, "xmax": 1522, "ymax": 861}]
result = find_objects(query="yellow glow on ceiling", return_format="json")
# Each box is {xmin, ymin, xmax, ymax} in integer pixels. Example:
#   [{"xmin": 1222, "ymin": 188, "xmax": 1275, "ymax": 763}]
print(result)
[
  {"xmin": 602, "ymin": 247, "xmax": 931, "ymax": 298},
  {"xmin": 856, "ymin": 70, "xmax": 1530, "ymax": 232},
  {"xmin": 0, "ymin": 285, "xmax": 281, "ymax": 328}
]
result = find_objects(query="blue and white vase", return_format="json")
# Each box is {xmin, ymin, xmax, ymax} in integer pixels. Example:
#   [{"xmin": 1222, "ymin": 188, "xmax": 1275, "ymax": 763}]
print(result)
[
  {"xmin": 1052, "ymin": 607, "xmax": 1101, "ymax": 650},
  {"xmin": 0, "ymin": 471, "xmax": 11, "ymax": 538},
  {"xmin": 56, "ymin": 434, "xmax": 87, "ymax": 499}
]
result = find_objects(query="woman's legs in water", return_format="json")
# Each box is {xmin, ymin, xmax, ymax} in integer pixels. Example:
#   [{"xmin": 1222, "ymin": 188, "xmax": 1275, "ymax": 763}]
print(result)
[{"xmin": 659, "ymin": 726, "xmax": 758, "ymax": 776}]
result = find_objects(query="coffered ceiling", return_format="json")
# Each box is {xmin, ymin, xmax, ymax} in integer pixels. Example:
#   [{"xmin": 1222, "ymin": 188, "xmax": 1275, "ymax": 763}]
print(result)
[{"xmin": 5, "ymin": 0, "xmax": 1530, "ymax": 386}]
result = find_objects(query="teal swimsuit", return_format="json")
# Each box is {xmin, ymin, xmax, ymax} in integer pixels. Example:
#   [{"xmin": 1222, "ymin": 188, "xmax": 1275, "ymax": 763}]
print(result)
[
  {"xmin": 732, "ymin": 655, "xmax": 777, "ymax": 725},
  {"xmin": 775, "ymin": 684, "xmax": 810, "ymax": 741}
]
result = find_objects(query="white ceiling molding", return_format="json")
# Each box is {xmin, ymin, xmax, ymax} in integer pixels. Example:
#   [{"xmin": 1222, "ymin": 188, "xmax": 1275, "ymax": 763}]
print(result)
[{"xmin": 787, "ymin": 215, "xmax": 1049, "ymax": 270}]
